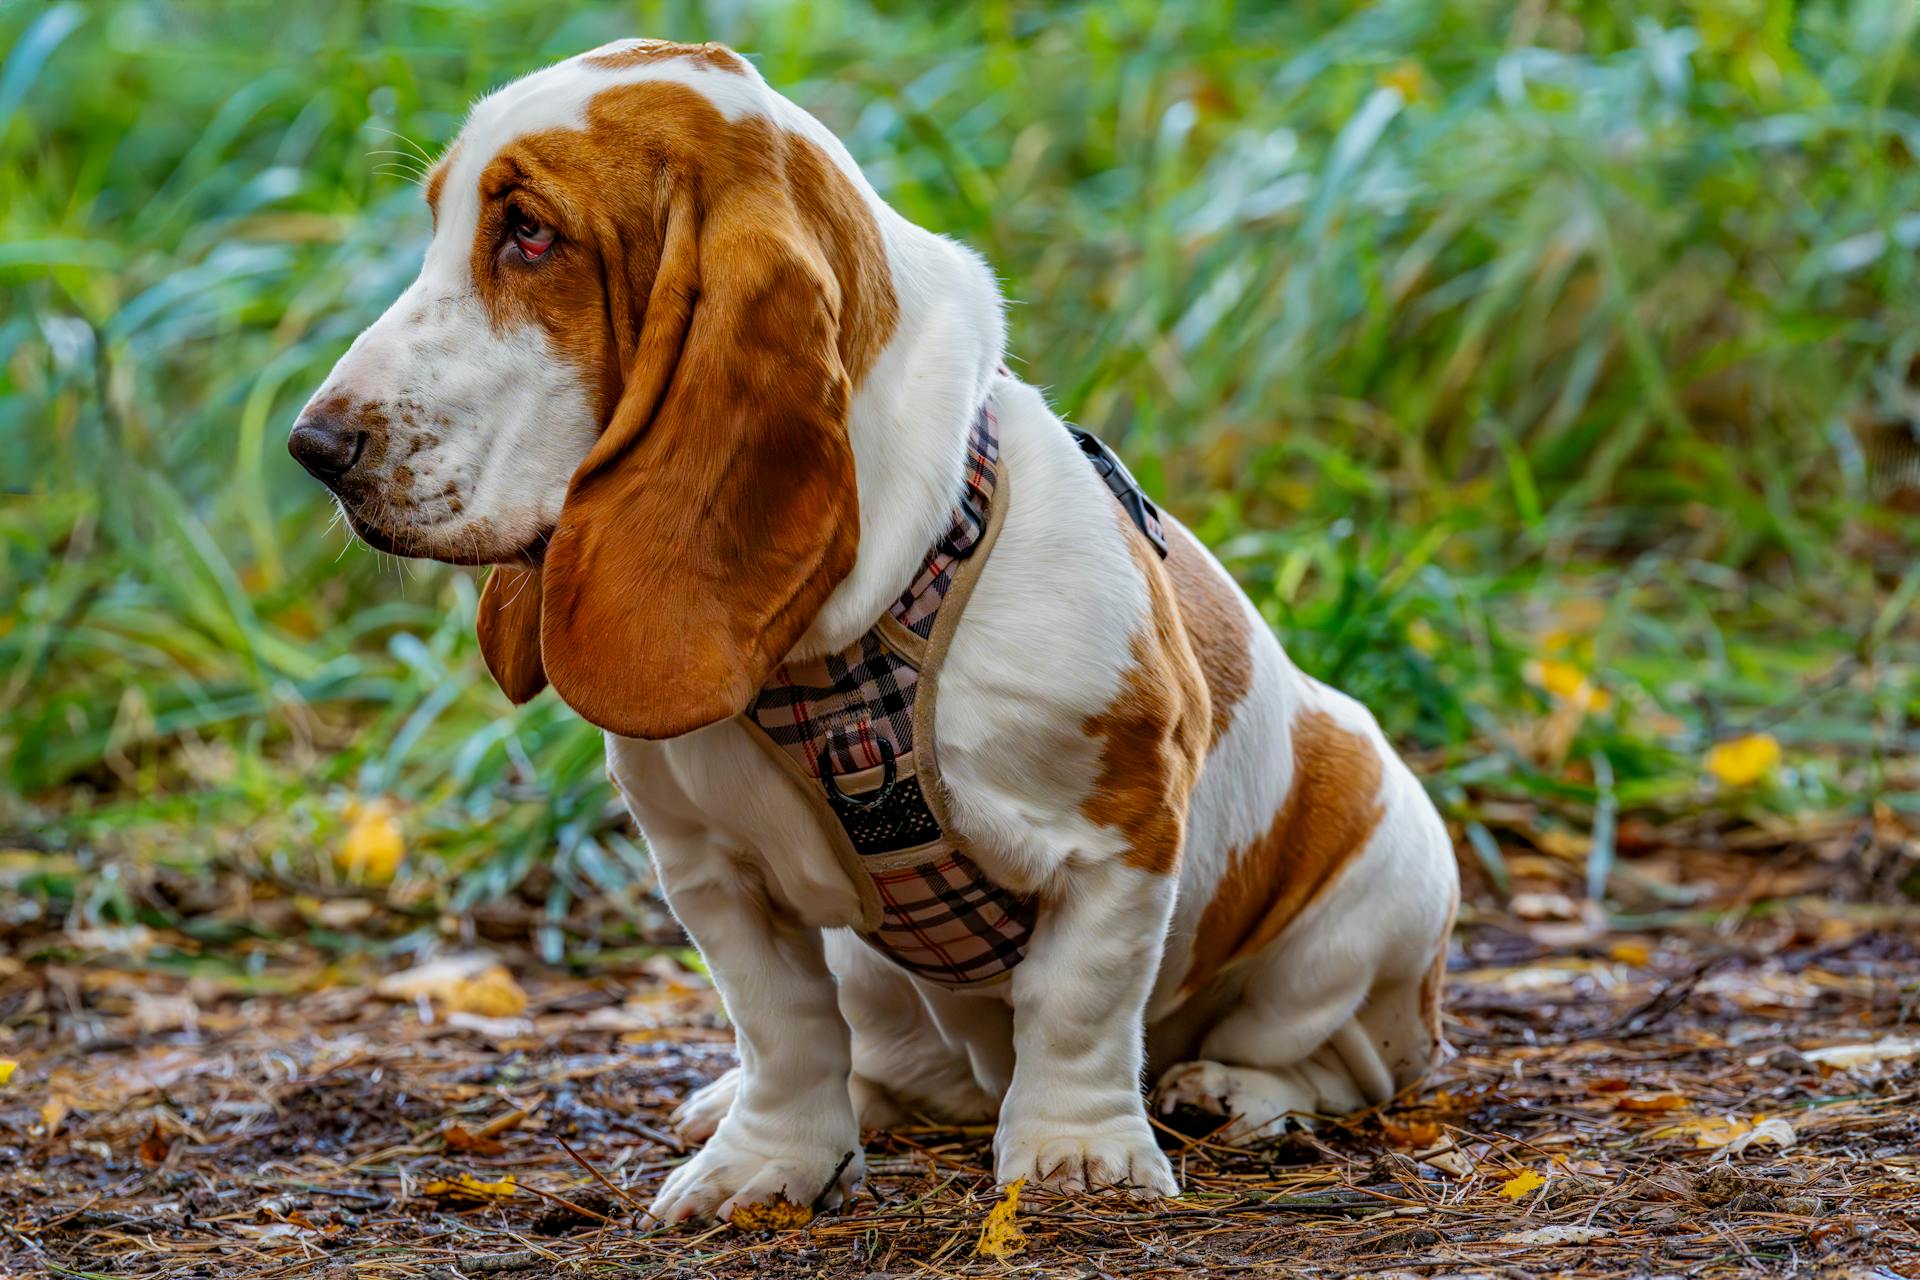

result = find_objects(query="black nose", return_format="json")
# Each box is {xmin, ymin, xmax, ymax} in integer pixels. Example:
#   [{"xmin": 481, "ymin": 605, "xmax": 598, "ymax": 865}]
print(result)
[{"xmin": 288, "ymin": 417, "xmax": 366, "ymax": 481}]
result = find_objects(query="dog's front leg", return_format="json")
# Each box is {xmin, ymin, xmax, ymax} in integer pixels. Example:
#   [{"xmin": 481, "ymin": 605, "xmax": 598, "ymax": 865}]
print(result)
[
  {"xmin": 646, "ymin": 851, "xmax": 862, "ymax": 1225},
  {"xmin": 995, "ymin": 858, "xmax": 1179, "ymax": 1197}
]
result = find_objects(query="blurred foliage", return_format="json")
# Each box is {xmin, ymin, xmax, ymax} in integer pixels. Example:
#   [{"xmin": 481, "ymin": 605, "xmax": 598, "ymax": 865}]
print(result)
[{"xmin": 2, "ymin": 0, "xmax": 1917, "ymax": 947}]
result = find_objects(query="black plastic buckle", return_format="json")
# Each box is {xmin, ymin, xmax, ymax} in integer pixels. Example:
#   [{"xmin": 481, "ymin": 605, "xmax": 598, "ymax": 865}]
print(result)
[
  {"xmin": 818, "ymin": 736, "xmax": 899, "ymax": 811},
  {"xmin": 1066, "ymin": 425, "xmax": 1169, "ymax": 559}
]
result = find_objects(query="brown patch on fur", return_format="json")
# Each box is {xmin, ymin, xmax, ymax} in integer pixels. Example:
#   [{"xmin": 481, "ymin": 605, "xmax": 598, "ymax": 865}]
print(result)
[
  {"xmin": 1180, "ymin": 710, "xmax": 1385, "ymax": 995},
  {"xmin": 1079, "ymin": 521, "xmax": 1210, "ymax": 875},
  {"xmin": 1165, "ymin": 523, "xmax": 1253, "ymax": 749},
  {"xmin": 583, "ymin": 39, "xmax": 746, "ymax": 74},
  {"xmin": 425, "ymin": 144, "xmax": 457, "ymax": 222},
  {"xmin": 463, "ymin": 81, "xmax": 897, "ymax": 422},
  {"xmin": 463, "ymin": 76, "xmax": 899, "ymax": 739}
]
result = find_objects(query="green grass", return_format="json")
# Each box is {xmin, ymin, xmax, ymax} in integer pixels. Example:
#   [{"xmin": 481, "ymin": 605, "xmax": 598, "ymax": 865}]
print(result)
[{"xmin": 4, "ymin": 0, "xmax": 1917, "ymax": 948}]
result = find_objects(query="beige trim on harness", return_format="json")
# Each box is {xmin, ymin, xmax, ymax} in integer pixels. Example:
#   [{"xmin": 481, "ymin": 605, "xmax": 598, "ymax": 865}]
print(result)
[
  {"xmin": 908, "ymin": 447, "xmax": 1010, "ymax": 864},
  {"xmin": 734, "ymin": 438, "xmax": 1012, "ymax": 936}
]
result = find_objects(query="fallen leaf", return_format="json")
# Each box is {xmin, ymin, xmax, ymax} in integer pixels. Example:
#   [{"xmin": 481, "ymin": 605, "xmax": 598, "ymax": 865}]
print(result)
[
  {"xmin": 1651, "ymin": 1114, "xmax": 1755, "ymax": 1148},
  {"xmin": 1716, "ymin": 1117, "xmax": 1796, "ymax": 1160},
  {"xmin": 1416, "ymin": 1143, "xmax": 1473, "ymax": 1178},
  {"xmin": 138, "ymin": 1120, "xmax": 173, "ymax": 1166},
  {"xmin": 1616, "ymin": 1093, "xmax": 1690, "ymax": 1113},
  {"xmin": 976, "ymin": 1178, "xmax": 1028, "ymax": 1259},
  {"xmin": 730, "ymin": 1194, "xmax": 814, "ymax": 1230},
  {"xmin": 0, "ymin": 1059, "xmax": 15, "ymax": 1085},
  {"xmin": 1705, "ymin": 734, "xmax": 1781, "ymax": 787},
  {"xmin": 1497, "ymin": 1224, "xmax": 1614, "ymax": 1245},
  {"xmin": 1465, "ymin": 958, "xmax": 1618, "ymax": 996},
  {"xmin": 376, "ymin": 955, "xmax": 528, "ymax": 1018},
  {"xmin": 1509, "ymin": 891, "xmax": 1582, "ymax": 922},
  {"xmin": 131, "ymin": 991, "xmax": 199, "ymax": 1036},
  {"xmin": 337, "ymin": 799, "xmax": 405, "ymax": 885},
  {"xmin": 38, "ymin": 1097, "xmax": 68, "ymax": 1138},
  {"xmin": 1800, "ymin": 1037, "xmax": 1920, "ymax": 1073},
  {"xmin": 1498, "ymin": 1169, "xmax": 1546, "ymax": 1200},
  {"xmin": 1607, "ymin": 940, "xmax": 1652, "ymax": 966},
  {"xmin": 240, "ymin": 1222, "xmax": 318, "ymax": 1243},
  {"xmin": 445, "ymin": 1011, "xmax": 536, "ymax": 1042},
  {"xmin": 421, "ymin": 1172, "xmax": 517, "ymax": 1203},
  {"xmin": 1381, "ymin": 1118, "xmax": 1442, "ymax": 1149},
  {"xmin": 64, "ymin": 924, "xmax": 157, "ymax": 957},
  {"xmin": 306, "ymin": 897, "xmax": 376, "ymax": 930},
  {"xmin": 444, "ymin": 1124, "xmax": 507, "ymax": 1157}
]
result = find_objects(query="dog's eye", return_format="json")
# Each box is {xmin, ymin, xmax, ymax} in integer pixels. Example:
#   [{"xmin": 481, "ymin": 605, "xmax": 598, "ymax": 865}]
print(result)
[{"xmin": 509, "ymin": 210, "xmax": 554, "ymax": 261}]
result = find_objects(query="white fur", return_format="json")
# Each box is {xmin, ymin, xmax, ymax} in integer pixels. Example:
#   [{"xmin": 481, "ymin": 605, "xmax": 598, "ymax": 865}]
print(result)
[{"xmin": 306, "ymin": 40, "xmax": 1458, "ymax": 1224}]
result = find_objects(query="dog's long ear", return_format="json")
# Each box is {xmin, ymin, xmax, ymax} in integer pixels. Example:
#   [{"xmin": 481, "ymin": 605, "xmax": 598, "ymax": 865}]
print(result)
[
  {"xmin": 477, "ymin": 563, "xmax": 546, "ymax": 703},
  {"xmin": 479, "ymin": 169, "xmax": 861, "ymax": 740}
]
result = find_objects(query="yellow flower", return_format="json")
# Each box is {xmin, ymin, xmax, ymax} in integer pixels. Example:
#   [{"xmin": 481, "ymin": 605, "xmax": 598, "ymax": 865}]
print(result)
[
  {"xmin": 1380, "ymin": 60, "xmax": 1428, "ymax": 103},
  {"xmin": 336, "ymin": 799, "xmax": 405, "ymax": 885},
  {"xmin": 1705, "ymin": 734, "xmax": 1781, "ymax": 787},
  {"xmin": 1526, "ymin": 659, "xmax": 1612, "ymax": 713}
]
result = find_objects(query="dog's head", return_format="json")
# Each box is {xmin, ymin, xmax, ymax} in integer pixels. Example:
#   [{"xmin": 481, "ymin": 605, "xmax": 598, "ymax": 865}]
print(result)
[{"xmin": 291, "ymin": 41, "xmax": 901, "ymax": 739}]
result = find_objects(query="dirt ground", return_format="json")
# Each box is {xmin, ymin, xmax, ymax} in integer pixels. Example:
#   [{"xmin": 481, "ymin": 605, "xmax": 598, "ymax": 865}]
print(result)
[{"xmin": 4, "ymin": 840, "xmax": 1920, "ymax": 1279}]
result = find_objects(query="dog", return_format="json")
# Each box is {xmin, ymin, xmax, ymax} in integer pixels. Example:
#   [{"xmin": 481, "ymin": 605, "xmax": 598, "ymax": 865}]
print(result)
[{"xmin": 290, "ymin": 39, "xmax": 1459, "ymax": 1224}]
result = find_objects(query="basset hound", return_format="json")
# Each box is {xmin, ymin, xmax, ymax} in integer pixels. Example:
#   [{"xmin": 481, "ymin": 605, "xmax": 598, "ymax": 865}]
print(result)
[{"xmin": 290, "ymin": 39, "xmax": 1460, "ymax": 1224}]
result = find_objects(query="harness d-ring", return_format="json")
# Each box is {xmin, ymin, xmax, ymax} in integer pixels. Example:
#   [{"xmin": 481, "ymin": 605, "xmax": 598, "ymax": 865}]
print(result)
[{"xmin": 818, "ymin": 736, "xmax": 898, "ymax": 811}]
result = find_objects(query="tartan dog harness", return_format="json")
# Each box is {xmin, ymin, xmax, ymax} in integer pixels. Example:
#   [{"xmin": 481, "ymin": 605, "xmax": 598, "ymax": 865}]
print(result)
[
  {"xmin": 744, "ymin": 401, "xmax": 1033, "ymax": 988},
  {"xmin": 741, "ymin": 391, "xmax": 1170, "ymax": 989}
]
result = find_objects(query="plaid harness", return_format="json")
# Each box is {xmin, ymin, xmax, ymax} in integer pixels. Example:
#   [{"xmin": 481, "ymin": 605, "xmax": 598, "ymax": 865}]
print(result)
[{"xmin": 745, "ymin": 402, "xmax": 1037, "ymax": 988}]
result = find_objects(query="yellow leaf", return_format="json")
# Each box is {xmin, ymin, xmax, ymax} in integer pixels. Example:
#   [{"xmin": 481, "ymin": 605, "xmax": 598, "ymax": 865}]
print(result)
[
  {"xmin": 1526, "ymin": 659, "xmax": 1612, "ymax": 713},
  {"xmin": 337, "ymin": 799, "xmax": 405, "ymax": 885},
  {"xmin": 1705, "ymin": 734, "xmax": 1781, "ymax": 787},
  {"xmin": 1498, "ymin": 1169, "xmax": 1546, "ymax": 1201},
  {"xmin": 1381, "ymin": 1118, "xmax": 1442, "ymax": 1149},
  {"xmin": 729, "ymin": 1195, "xmax": 814, "ymax": 1230},
  {"xmin": 1616, "ymin": 1093, "xmax": 1690, "ymax": 1114},
  {"xmin": 1607, "ymin": 940, "xmax": 1652, "ymax": 966},
  {"xmin": 421, "ymin": 1173, "xmax": 517, "ymax": 1202},
  {"xmin": 0, "ymin": 1059, "xmax": 15, "ymax": 1085},
  {"xmin": 976, "ymin": 1178, "xmax": 1028, "ymax": 1259},
  {"xmin": 376, "ymin": 956, "xmax": 528, "ymax": 1018},
  {"xmin": 1650, "ymin": 1115, "xmax": 1754, "ymax": 1149}
]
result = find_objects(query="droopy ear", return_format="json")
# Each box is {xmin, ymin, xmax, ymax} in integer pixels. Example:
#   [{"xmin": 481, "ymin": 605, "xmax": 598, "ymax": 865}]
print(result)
[
  {"xmin": 489, "ymin": 181, "xmax": 860, "ymax": 739},
  {"xmin": 477, "ymin": 563, "xmax": 546, "ymax": 704}
]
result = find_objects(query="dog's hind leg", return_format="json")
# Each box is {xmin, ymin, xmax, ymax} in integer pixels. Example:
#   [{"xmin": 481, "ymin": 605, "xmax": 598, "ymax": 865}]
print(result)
[{"xmin": 1152, "ymin": 791, "xmax": 1456, "ymax": 1143}]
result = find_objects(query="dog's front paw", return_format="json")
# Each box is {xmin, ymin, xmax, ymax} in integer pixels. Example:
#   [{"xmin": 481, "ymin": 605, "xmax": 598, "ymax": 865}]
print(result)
[
  {"xmin": 670, "ymin": 1066, "xmax": 740, "ymax": 1144},
  {"xmin": 994, "ymin": 1112, "xmax": 1177, "ymax": 1199},
  {"xmin": 649, "ymin": 1130, "xmax": 864, "ymax": 1226}
]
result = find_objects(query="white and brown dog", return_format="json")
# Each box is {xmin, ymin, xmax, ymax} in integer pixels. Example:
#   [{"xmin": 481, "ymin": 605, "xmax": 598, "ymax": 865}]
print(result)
[{"xmin": 291, "ymin": 40, "xmax": 1459, "ymax": 1224}]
